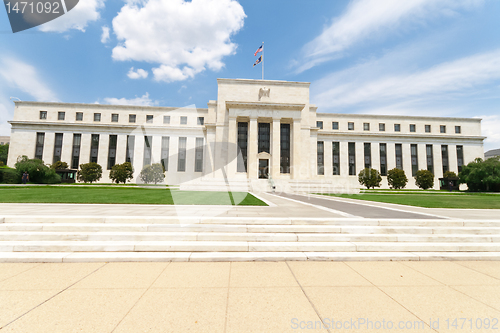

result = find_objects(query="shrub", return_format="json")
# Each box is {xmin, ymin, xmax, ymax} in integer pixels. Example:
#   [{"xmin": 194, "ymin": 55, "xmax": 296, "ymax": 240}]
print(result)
[
  {"xmin": 77, "ymin": 163, "xmax": 103, "ymax": 183},
  {"xmin": 139, "ymin": 163, "xmax": 165, "ymax": 184},
  {"xmin": 0, "ymin": 143, "xmax": 8, "ymax": 165},
  {"xmin": 14, "ymin": 156, "xmax": 61, "ymax": 184},
  {"xmin": 0, "ymin": 161, "xmax": 4, "ymax": 167},
  {"xmin": 51, "ymin": 161, "xmax": 69, "ymax": 170},
  {"xmin": 0, "ymin": 167, "xmax": 19, "ymax": 184},
  {"xmin": 459, "ymin": 157, "xmax": 500, "ymax": 192},
  {"xmin": 414, "ymin": 169, "xmax": 434, "ymax": 190},
  {"xmin": 443, "ymin": 171, "xmax": 457, "ymax": 179},
  {"xmin": 358, "ymin": 168, "xmax": 382, "ymax": 189},
  {"xmin": 109, "ymin": 162, "xmax": 134, "ymax": 184},
  {"xmin": 387, "ymin": 168, "xmax": 408, "ymax": 189}
]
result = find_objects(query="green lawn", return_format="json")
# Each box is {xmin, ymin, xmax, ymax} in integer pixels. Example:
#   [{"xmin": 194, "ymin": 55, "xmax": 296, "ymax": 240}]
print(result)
[
  {"xmin": 0, "ymin": 186, "xmax": 266, "ymax": 206},
  {"xmin": 323, "ymin": 192, "xmax": 500, "ymax": 209}
]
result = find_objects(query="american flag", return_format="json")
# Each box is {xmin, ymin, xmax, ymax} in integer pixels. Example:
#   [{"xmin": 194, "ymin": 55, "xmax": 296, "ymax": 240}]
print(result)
[{"xmin": 254, "ymin": 45, "xmax": 263, "ymax": 56}]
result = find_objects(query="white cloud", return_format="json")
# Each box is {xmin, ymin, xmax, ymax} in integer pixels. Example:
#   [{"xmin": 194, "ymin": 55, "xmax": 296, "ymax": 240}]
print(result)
[
  {"xmin": 102, "ymin": 93, "xmax": 158, "ymax": 106},
  {"xmin": 101, "ymin": 26, "xmax": 110, "ymax": 43},
  {"xmin": 111, "ymin": 0, "xmax": 245, "ymax": 82},
  {"xmin": 479, "ymin": 115, "xmax": 500, "ymax": 152},
  {"xmin": 298, "ymin": 0, "xmax": 483, "ymax": 72},
  {"xmin": 39, "ymin": 0, "xmax": 105, "ymax": 32},
  {"xmin": 127, "ymin": 67, "xmax": 148, "ymax": 79}
]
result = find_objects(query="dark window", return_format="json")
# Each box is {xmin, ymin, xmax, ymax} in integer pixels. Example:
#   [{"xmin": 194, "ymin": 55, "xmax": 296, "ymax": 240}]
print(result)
[
  {"xmin": 143, "ymin": 136, "xmax": 152, "ymax": 166},
  {"xmin": 53, "ymin": 133, "xmax": 63, "ymax": 164},
  {"xmin": 317, "ymin": 141, "xmax": 324, "ymax": 175},
  {"xmin": 76, "ymin": 112, "xmax": 83, "ymax": 121},
  {"xmin": 126, "ymin": 135, "xmax": 135, "ymax": 164},
  {"xmin": 237, "ymin": 122, "xmax": 248, "ymax": 172},
  {"xmin": 348, "ymin": 142, "xmax": 356, "ymax": 175},
  {"xmin": 163, "ymin": 115, "xmax": 170, "ymax": 124},
  {"xmin": 258, "ymin": 123, "xmax": 270, "ymax": 153},
  {"xmin": 426, "ymin": 144, "xmax": 434, "ymax": 174},
  {"xmin": 180, "ymin": 116, "xmax": 187, "ymax": 125},
  {"xmin": 440, "ymin": 125, "xmax": 446, "ymax": 133},
  {"xmin": 348, "ymin": 122, "xmax": 354, "ymax": 130},
  {"xmin": 380, "ymin": 143, "xmax": 387, "ymax": 176},
  {"xmin": 395, "ymin": 143, "xmax": 403, "ymax": 169},
  {"xmin": 146, "ymin": 115, "xmax": 153, "ymax": 123},
  {"xmin": 332, "ymin": 142, "xmax": 340, "ymax": 175},
  {"xmin": 111, "ymin": 114, "xmax": 119, "ymax": 122},
  {"xmin": 107, "ymin": 135, "xmax": 117, "ymax": 170},
  {"xmin": 195, "ymin": 137, "xmax": 204, "ymax": 172},
  {"xmin": 363, "ymin": 123, "xmax": 370, "ymax": 131},
  {"xmin": 178, "ymin": 137, "xmax": 187, "ymax": 172},
  {"xmin": 58, "ymin": 112, "xmax": 65, "ymax": 121},
  {"xmin": 425, "ymin": 125, "xmax": 431, "ymax": 133},
  {"xmin": 394, "ymin": 124, "xmax": 401, "ymax": 132},
  {"xmin": 332, "ymin": 122, "xmax": 339, "ymax": 130},
  {"xmin": 39, "ymin": 111, "xmax": 47, "ymax": 120},
  {"xmin": 455, "ymin": 126, "xmax": 461, "ymax": 134},
  {"xmin": 90, "ymin": 134, "xmax": 99, "ymax": 163},
  {"xmin": 197, "ymin": 117, "xmax": 204, "ymax": 125},
  {"xmin": 280, "ymin": 123, "xmax": 290, "ymax": 174},
  {"xmin": 161, "ymin": 136, "xmax": 170, "ymax": 171},
  {"xmin": 457, "ymin": 145, "xmax": 464, "ymax": 173},
  {"xmin": 35, "ymin": 133, "xmax": 45, "ymax": 160},
  {"xmin": 94, "ymin": 113, "xmax": 101, "ymax": 122},
  {"xmin": 379, "ymin": 123, "xmax": 385, "ymax": 131},
  {"xmin": 410, "ymin": 124, "xmax": 416, "ymax": 132},
  {"xmin": 129, "ymin": 114, "xmax": 136, "ymax": 123},
  {"xmin": 364, "ymin": 143, "xmax": 371, "ymax": 169},
  {"xmin": 71, "ymin": 134, "xmax": 81, "ymax": 169},
  {"xmin": 411, "ymin": 144, "xmax": 418, "ymax": 176},
  {"xmin": 442, "ymin": 145, "xmax": 449, "ymax": 174},
  {"xmin": 316, "ymin": 121, "xmax": 323, "ymax": 129}
]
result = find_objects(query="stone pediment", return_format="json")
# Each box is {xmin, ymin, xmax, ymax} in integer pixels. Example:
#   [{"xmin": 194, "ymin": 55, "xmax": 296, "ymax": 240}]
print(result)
[{"xmin": 257, "ymin": 152, "xmax": 271, "ymax": 159}]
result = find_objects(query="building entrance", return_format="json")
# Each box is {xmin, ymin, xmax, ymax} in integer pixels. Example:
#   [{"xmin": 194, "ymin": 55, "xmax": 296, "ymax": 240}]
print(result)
[{"xmin": 259, "ymin": 159, "xmax": 269, "ymax": 179}]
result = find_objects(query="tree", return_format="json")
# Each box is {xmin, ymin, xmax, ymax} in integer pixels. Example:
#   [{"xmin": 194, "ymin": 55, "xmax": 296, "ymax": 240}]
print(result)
[
  {"xmin": 14, "ymin": 155, "xmax": 61, "ymax": 184},
  {"xmin": 358, "ymin": 168, "xmax": 382, "ymax": 189},
  {"xmin": 139, "ymin": 163, "xmax": 165, "ymax": 184},
  {"xmin": 443, "ymin": 171, "xmax": 457, "ymax": 179},
  {"xmin": 0, "ymin": 143, "xmax": 8, "ymax": 165},
  {"xmin": 51, "ymin": 161, "xmax": 69, "ymax": 170},
  {"xmin": 109, "ymin": 162, "xmax": 134, "ymax": 184},
  {"xmin": 77, "ymin": 162, "xmax": 102, "ymax": 183},
  {"xmin": 414, "ymin": 169, "xmax": 434, "ymax": 190},
  {"xmin": 459, "ymin": 157, "xmax": 500, "ymax": 192},
  {"xmin": 387, "ymin": 168, "xmax": 408, "ymax": 189}
]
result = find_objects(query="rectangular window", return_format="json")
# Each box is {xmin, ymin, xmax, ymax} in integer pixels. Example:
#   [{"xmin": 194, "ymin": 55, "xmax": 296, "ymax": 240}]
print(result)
[
  {"xmin": 457, "ymin": 145, "xmax": 464, "ymax": 173},
  {"xmin": 178, "ymin": 137, "xmax": 187, "ymax": 172},
  {"xmin": 94, "ymin": 113, "xmax": 101, "ymax": 122},
  {"xmin": 58, "ymin": 112, "xmax": 65, "ymax": 121},
  {"xmin": 348, "ymin": 142, "xmax": 356, "ymax": 175},
  {"xmin": 425, "ymin": 125, "xmax": 431, "ymax": 133},
  {"xmin": 197, "ymin": 117, "xmax": 205, "ymax": 125},
  {"xmin": 395, "ymin": 143, "xmax": 403, "ymax": 170},
  {"xmin": 317, "ymin": 141, "xmax": 324, "ymax": 175},
  {"xmin": 126, "ymin": 135, "xmax": 135, "ymax": 164},
  {"xmin": 410, "ymin": 124, "xmax": 416, "ymax": 132},
  {"xmin": 129, "ymin": 114, "xmax": 136, "ymax": 123},
  {"xmin": 332, "ymin": 122, "xmax": 339, "ymax": 130},
  {"xmin": 76, "ymin": 112, "xmax": 83, "ymax": 121},
  {"xmin": 161, "ymin": 136, "xmax": 170, "ymax": 171},
  {"xmin": 71, "ymin": 134, "xmax": 81, "ymax": 169},
  {"xmin": 90, "ymin": 134, "xmax": 99, "ymax": 163},
  {"xmin": 442, "ymin": 145, "xmax": 449, "ymax": 174},
  {"xmin": 107, "ymin": 135, "xmax": 117, "ymax": 170},
  {"xmin": 394, "ymin": 124, "xmax": 401, "ymax": 132},
  {"xmin": 258, "ymin": 123, "xmax": 270, "ymax": 153},
  {"xmin": 39, "ymin": 111, "xmax": 47, "ymax": 120},
  {"xmin": 363, "ymin": 123, "xmax": 370, "ymax": 131},
  {"xmin": 195, "ymin": 137, "xmax": 204, "ymax": 172},
  {"xmin": 180, "ymin": 116, "xmax": 188, "ymax": 125},
  {"xmin": 440, "ymin": 125, "xmax": 446, "ymax": 133},
  {"xmin": 426, "ymin": 144, "xmax": 434, "ymax": 174},
  {"xmin": 146, "ymin": 115, "xmax": 153, "ymax": 123},
  {"xmin": 280, "ymin": 123, "xmax": 290, "ymax": 174},
  {"xmin": 411, "ymin": 144, "xmax": 418, "ymax": 176},
  {"xmin": 379, "ymin": 123, "xmax": 385, "ymax": 131},
  {"xmin": 380, "ymin": 143, "xmax": 387, "ymax": 176},
  {"xmin": 348, "ymin": 122, "xmax": 354, "ymax": 130},
  {"xmin": 364, "ymin": 143, "xmax": 371, "ymax": 169},
  {"xmin": 163, "ymin": 115, "xmax": 170, "ymax": 124},
  {"xmin": 35, "ymin": 133, "xmax": 45, "ymax": 160},
  {"xmin": 52, "ymin": 133, "xmax": 63, "ymax": 164},
  {"xmin": 316, "ymin": 121, "xmax": 323, "ymax": 129},
  {"xmin": 455, "ymin": 126, "xmax": 461, "ymax": 134},
  {"xmin": 143, "ymin": 136, "xmax": 152, "ymax": 166},
  {"xmin": 111, "ymin": 114, "xmax": 119, "ymax": 122},
  {"xmin": 332, "ymin": 142, "xmax": 340, "ymax": 175},
  {"xmin": 237, "ymin": 122, "xmax": 248, "ymax": 172}
]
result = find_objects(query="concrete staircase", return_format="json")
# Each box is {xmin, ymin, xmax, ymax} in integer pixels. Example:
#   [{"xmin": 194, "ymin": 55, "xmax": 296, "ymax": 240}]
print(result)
[{"xmin": 1, "ymin": 216, "xmax": 500, "ymax": 262}]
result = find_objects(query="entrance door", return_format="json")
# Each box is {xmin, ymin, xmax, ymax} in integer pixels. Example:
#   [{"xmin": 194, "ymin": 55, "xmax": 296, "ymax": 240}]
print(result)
[{"xmin": 259, "ymin": 159, "xmax": 269, "ymax": 179}]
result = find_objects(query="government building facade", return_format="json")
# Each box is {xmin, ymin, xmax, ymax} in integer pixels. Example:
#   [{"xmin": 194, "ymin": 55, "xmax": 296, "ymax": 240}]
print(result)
[{"xmin": 7, "ymin": 78, "xmax": 485, "ymax": 191}]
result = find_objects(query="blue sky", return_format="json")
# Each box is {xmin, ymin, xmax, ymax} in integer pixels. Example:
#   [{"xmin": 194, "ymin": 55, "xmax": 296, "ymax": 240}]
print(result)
[{"xmin": 1, "ymin": 0, "xmax": 499, "ymax": 150}]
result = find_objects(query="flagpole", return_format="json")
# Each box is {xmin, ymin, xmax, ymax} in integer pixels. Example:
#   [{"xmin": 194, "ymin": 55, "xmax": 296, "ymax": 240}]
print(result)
[{"xmin": 262, "ymin": 42, "xmax": 264, "ymax": 80}]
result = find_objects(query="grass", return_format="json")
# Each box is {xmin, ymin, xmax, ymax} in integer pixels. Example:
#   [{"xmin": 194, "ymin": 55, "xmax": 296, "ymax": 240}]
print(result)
[
  {"xmin": 0, "ymin": 186, "xmax": 267, "ymax": 206},
  {"xmin": 322, "ymin": 192, "xmax": 500, "ymax": 209}
]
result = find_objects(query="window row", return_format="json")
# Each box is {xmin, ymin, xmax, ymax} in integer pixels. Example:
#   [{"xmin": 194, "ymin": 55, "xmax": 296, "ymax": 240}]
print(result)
[
  {"xmin": 34, "ymin": 133, "xmax": 204, "ymax": 173},
  {"xmin": 316, "ymin": 141, "xmax": 464, "ymax": 177},
  {"xmin": 316, "ymin": 121, "xmax": 461, "ymax": 134},
  {"xmin": 39, "ymin": 111, "xmax": 204, "ymax": 125}
]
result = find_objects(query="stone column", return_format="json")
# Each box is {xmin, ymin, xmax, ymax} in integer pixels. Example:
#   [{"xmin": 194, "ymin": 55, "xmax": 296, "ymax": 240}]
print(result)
[
  {"xmin": 355, "ymin": 141, "xmax": 364, "ymax": 176},
  {"xmin": 387, "ymin": 142, "xmax": 396, "ymax": 172},
  {"xmin": 291, "ymin": 119, "xmax": 301, "ymax": 179},
  {"xmin": 339, "ymin": 141, "xmax": 349, "ymax": 177},
  {"xmin": 271, "ymin": 118, "xmax": 281, "ymax": 179},
  {"xmin": 448, "ymin": 144, "xmax": 458, "ymax": 174},
  {"xmin": 324, "ymin": 140, "xmax": 333, "ymax": 177},
  {"xmin": 116, "ymin": 134, "xmax": 127, "ymax": 165},
  {"xmin": 42, "ymin": 132, "xmax": 55, "ymax": 164},
  {"xmin": 248, "ymin": 117, "xmax": 258, "ymax": 179},
  {"xmin": 133, "ymin": 136, "xmax": 145, "ymax": 181},
  {"xmin": 60, "ymin": 132, "xmax": 73, "ymax": 166},
  {"xmin": 79, "ymin": 133, "xmax": 91, "ymax": 165},
  {"xmin": 418, "ymin": 144, "xmax": 427, "ymax": 175},
  {"xmin": 433, "ymin": 144, "xmax": 443, "ymax": 189},
  {"xmin": 151, "ymin": 135, "xmax": 162, "ymax": 165},
  {"xmin": 402, "ymin": 143, "xmax": 412, "ymax": 180},
  {"xmin": 371, "ymin": 142, "xmax": 380, "ymax": 174},
  {"xmin": 227, "ymin": 117, "xmax": 238, "ymax": 177},
  {"xmin": 98, "ymin": 134, "xmax": 109, "ymax": 170}
]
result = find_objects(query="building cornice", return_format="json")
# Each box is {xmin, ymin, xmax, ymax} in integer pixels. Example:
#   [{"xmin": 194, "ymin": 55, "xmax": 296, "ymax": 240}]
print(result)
[
  {"xmin": 225, "ymin": 101, "xmax": 305, "ymax": 111},
  {"xmin": 316, "ymin": 112, "xmax": 482, "ymax": 122},
  {"xmin": 217, "ymin": 78, "xmax": 310, "ymax": 87},
  {"xmin": 317, "ymin": 131, "xmax": 485, "ymax": 141}
]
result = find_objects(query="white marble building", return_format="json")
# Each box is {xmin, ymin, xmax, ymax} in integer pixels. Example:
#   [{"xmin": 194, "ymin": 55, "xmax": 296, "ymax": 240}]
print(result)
[{"xmin": 7, "ymin": 78, "xmax": 485, "ymax": 190}]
